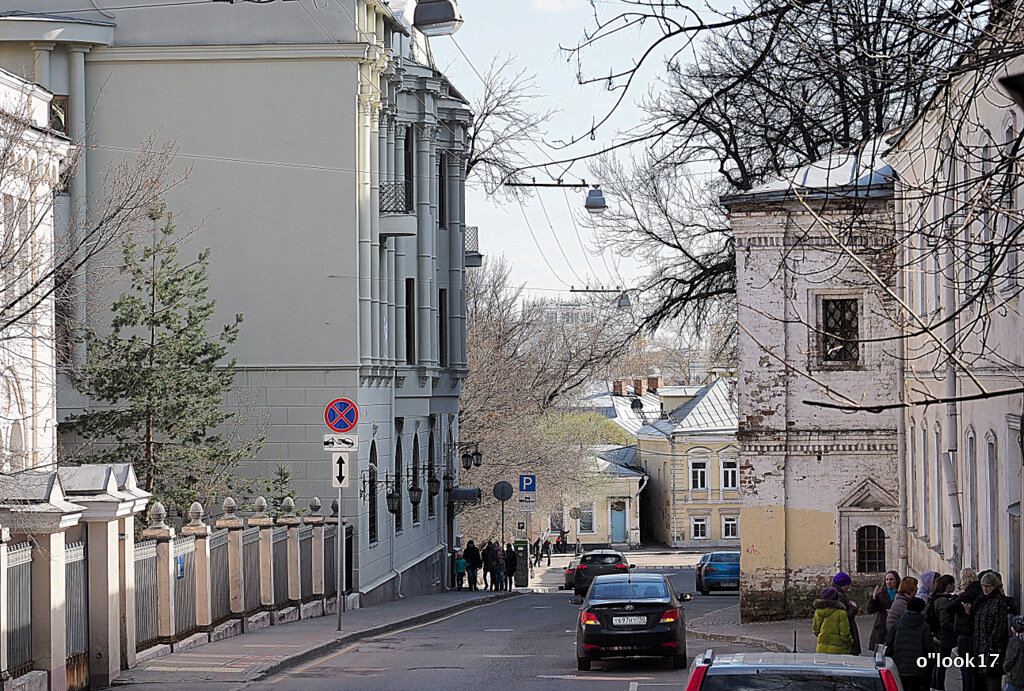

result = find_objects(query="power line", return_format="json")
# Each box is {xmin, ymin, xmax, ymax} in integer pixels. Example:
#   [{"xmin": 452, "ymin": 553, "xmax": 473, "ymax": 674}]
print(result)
[{"xmin": 517, "ymin": 204, "xmax": 572, "ymax": 288}]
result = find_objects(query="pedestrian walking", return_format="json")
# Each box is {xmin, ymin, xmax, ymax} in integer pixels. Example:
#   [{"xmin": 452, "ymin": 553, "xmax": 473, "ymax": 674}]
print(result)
[
  {"xmin": 495, "ymin": 543, "xmax": 506, "ymax": 592},
  {"xmin": 542, "ymin": 538, "xmax": 551, "ymax": 566},
  {"xmin": 454, "ymin": 551, "xmax": 467, "ymax": 591},
  {"xmin": 949, "ymin": 568, "xmax": 981, "ymax": 691},
  {"xmin": 532, "ymin": 538, "xmax": 541, "ymax": 567},
  {"xmin": 504, "ymin": 543, "xmax": 517, "ymax": 591},
  {"xmin": 1003, "ymin": 615, "xmax": 1024, "ymax": 691},
  {"xmin": 574, "ymin": 538, "xmax": 582, "ymax": 556},
  {"xmin": 887, "ymin": 576, "xmax": 919, "ymax": 633},
  {"xmin": 558, "ymin": 528, "xmax": 567, "ymax": 553},
  {"xmin": 972, "ymin": 571, "xmax": 1013, "ymax": 691},
  {"xmin": 482, "ymin": 541, "xmax": 496, "ymax": 591},
  {"xmin": 813, "ymin": 587, "xmax": 853, "ymax": 654},
  {"xmin": 463, "ymin": 540, "xmax": 482, "ymax": 592},
  {"xmin": 927, "ymin": 574, "xmax": 957, "ymax": 691},
  {"xmin": 867, "ymin": 570, "xmax": 899, "ymax": 651},
  {"xmin": 833, "ymin": 571, "xmax": 862, "ymax": 655},
  {"xmin": 885, "ymin": 597, "xmax": 935, "ymax": 691},
  {"xmin": 916, "ymin": 571, "xmax": 938, "ymax": 603}
]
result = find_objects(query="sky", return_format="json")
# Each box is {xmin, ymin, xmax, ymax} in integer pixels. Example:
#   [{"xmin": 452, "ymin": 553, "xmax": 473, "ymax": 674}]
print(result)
[{"xmin": 429, "ymin": 0, "xmax": 658, "ymax": 301}]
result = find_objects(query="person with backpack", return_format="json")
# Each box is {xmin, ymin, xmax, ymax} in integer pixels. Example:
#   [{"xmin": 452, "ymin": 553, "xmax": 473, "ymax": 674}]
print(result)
[
  {"xmin": 813, "ymin": 587, "xmax": 853, "ymax": 654},
  {"xmin": 885, "ymin": 597, "xmax": 935, "ymax": 691},
  {"xmin": 926, "ymin": 574, "xmax": 957, "ymax": 691}
]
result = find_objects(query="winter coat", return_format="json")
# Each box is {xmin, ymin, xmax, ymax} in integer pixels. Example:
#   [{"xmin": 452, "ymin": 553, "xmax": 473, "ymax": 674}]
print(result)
[
  {"xmin": 463, "ymin": 545, "xmax": 482, "ymax": 569},
  {"xmin": 917, "ymin": 571, "xmax": 937, "ymax": 603},
  {"xmin": 1004, "ymin": 634, "xmax": 1024, "ymax": 687},
  {"xmin": 885, "ymin": 610, "xmax": 935, "ymax": 680},
  {"xmin": 482, "ymin": 545, "xmax": 497, "ymax": 571},
  {"xmin": 496, "ymin": 549, "xmax": 506, "ymax": 573},
  {"xmin": 973, "ymin": 590, "xmax": 1012, "ymax": 678},
  {"xmin": 927, "ymin": 592, "xmax": 957, "ymax": 649},
  {"xmin": 453, "ymin": 557, "xmax": 467, "ymax": 574},
  {"xmin": 813, "ymin": 599, "xmax": 853, "ymax": 654},
  {"xmin": 947, "ymin": 581, "xmax": 982, "ymax": 638},
  {"xmin": 866, "ymin": 588, "xmax": 893, "ymax": 652},
  {"xmin": 836, "ymin": 589, "xmax": 862, "ymax": 656},
  {"xmin": 886, "ymin": 593, "xmax": 912, "ymax": 633},
  {"xmin": 505, "ymin": 548, "xmax": 517, "ymax": 575}
]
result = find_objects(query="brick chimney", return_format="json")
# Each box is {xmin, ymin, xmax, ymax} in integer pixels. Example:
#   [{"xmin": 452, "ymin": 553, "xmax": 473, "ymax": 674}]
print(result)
[
  {"xmin": 612, "ymin": 380, "xmax": 627, "ymax": 396},
  {"xmin": 633, "ymin": 378, "xmax": 648, "ymax": 397},
  {"xmin": 647, "ymin": 375, "xmax": 663, "ymax": 392}
]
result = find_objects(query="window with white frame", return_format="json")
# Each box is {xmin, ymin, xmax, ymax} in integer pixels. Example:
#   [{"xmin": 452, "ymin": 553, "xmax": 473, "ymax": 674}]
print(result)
[
  {"xmin": 690, "ymin": 452, "xmax": 709, "ymax": 490},
  {"xmin": 721, "ymin": 456, "xmax": 738, "ymax": 490},
  {"xmin": 691, "ymin": 516, "xmax": 708, "ymax": 539},
  {"xmin": 722, "ymin": 515, "xmax": 739, "ymax": 539},
  {"xmin": 578, "ymin": 501, "xmax": 595, "ymax": 533}
]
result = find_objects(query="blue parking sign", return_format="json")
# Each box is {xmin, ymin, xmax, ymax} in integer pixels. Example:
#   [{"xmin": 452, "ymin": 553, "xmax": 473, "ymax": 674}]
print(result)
[{"xmin": 519, "ymin": 474, "xmax": 536, "ymax": 492}]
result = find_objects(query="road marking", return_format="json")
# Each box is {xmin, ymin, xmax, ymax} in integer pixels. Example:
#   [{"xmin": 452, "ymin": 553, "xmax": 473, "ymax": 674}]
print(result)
[
  {"xmin": 532, "ymin": 606, "xmax": 553, "ymax": 609},
  {"xmin": 629, "ymin": 683, "xmax": 639, "ymax": 691},
  {"xmin": 267, "ymin": 641, "xmax": 361, "ymax": 683},
  {"xmin": 484, "ymin": 628, "xmax": 513, "ymax": 631}
]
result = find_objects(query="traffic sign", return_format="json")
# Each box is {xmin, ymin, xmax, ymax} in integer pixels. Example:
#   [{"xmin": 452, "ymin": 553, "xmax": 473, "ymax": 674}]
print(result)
[
  {"xmin": 324, "ymin": 398, "xmax": 358, "ymax": 433},
  {"xmin": 493, "ymin": 481, "xmax": 514, "ymax": 502},
  {"xmin": 324, "ymin": 434, "xmax": 358, "ymax": 451},
  {"xmin": 519, "ymin": 474, "xmax": 536, "ymax": 493},
  {"xmin": 331, "ymin": 451, "xmax": 351, "ymax": 488},
  {"xmin": 517, "ymin": 521, "xmax": 526, "ymax": 531},
  {"xmin": 519, "ymin": 499, "xmax": 536, "ymax": 512}
]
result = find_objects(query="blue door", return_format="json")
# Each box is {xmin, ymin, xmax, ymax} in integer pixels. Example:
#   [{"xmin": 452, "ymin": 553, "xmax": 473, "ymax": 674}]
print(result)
[{"xmin": 610, "ymin": 501, "xmax": 627, "ymax": 542}]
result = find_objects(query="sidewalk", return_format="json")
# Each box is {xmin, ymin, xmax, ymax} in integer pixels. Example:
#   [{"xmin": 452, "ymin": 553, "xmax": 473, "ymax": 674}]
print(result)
[
  {"xmin": 528, "ymin": 549, "xmax": 702, "ymax": 592},
  {"xmin": 112, "ymin": 589, "xmax": 520, "ymax": 687},
  {"xmin": 686, "ymin": 604, "xmax": 818, "ymax": 653}
]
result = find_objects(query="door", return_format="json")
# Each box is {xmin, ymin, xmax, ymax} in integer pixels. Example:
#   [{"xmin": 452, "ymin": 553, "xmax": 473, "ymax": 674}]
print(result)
[{"xmin": 610, "ymin": 501, "xmax": 627, "ymax": 543}]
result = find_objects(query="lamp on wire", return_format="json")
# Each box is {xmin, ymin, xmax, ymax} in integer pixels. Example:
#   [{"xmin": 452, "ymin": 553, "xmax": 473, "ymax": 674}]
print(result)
[
  {"xmin": 584, "ymin": 186, "xmax": 607, "ymax": 214},
  {"xmin": 413, "ymin": 0, "xmax": 464, "ymax": 37}
]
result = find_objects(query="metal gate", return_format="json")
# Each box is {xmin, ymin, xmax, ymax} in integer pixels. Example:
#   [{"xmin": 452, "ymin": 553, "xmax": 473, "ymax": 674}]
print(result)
[
  {"xmin": 324, "ymin": 525, "xmax": 336, "ymax": 597},
  {"xmin": 134, "ymin": 540, "xmax": 159, "ymax": 651},
  {"xmin": 173, "ymin": 536, "xmax": 196, "ymax": 637},
  {"xmin": 65, "ymin": 540, "xmax": 89, "ymax": 690},
  {"xmin": 209, "ymin": 529, "xmax": 231, "ymax": 624},
  {"xmin": 272, "ymin": 527, "xmax": 288, "ymax": 607},
  {"xmin": 7, "ymin": 541, "xmax": 32, "ymax": 678},
  {"xmin": 299, "ymin": 526, "xmax": 312, "ymax": 601},
  {"xmin": 242, "ymin": 527, "xmax": 260, "ymax": 613}
]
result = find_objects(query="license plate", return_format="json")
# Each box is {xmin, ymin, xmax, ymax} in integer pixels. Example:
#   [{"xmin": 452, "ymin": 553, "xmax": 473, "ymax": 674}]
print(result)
[
  {"xmin": 721, "ymin": 581, "xmax": 738, "ymax": 588},
  {"xmin": 612, "ymin": 616, "xmax": 647, "ymax": 626}
]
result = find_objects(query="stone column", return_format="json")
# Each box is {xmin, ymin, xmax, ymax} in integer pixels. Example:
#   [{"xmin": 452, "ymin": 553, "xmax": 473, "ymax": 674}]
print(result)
[
  {"xmin": 277, "ymin": 498, "xmax": 301, "ymax": 603},
  {"xmin": 68, "ymin": 43, "xmax": 91, "ymax": 369},
  {"xmin": 0, "ymin": 523, "xmax": 9, "ymax": 679},
  {"xmin": 140, "ymin": 503, "xmax": 176, "ymax": 641},
  {"xmin": 415, "ymin": 123, "xmax": 433, "ymax": 368},
  {"xmin": 181, "ymin": 503, "xmax": 212, "ymax": 629},
  {"xmin": 455, "ymin": 152, "xmax": 468, "ymax": 368},
  {"xmin": 386, "ymin": 117, "xmax": 396, "ymax": 186},
  {"xmin": 31, "ymin": 42, "xmax": 55, "ymax": 91},
  {"xmin": 306, "ymin": 499, "xmax": 325, "ymax": 598},
  {"xmin": 358, "ymin": 92, "xmax": 373, "ymax": 365},
  {"xmin": 370, "ymin": 105, "xmax": 382, "ymax": 366},
  {"xmin": 428, "ymin": 130, "xmax": 439, "ymax": 367},
  {"xmin": 31, "ymin": 531, "xmax": 67, "ymax": 691},
  {"xmin": 395, "ymin": 124, "xmax": 408, "ymax": 365},
  {"xmin": 86, "ymin": 517, "xmax": 121, "ymax": 686},
  {"xmin": 447, "ymin": 145, "xmax": 461, "ymax": 371},
  {"xmin": 249, "ymin": 497, "xmax": 275, "ymax": 608},
  {"xmin": 214, "ymin": 498, "xmax": 245, "ymax": 618},
  {"xmin": 118, "ymin": 514, "xmax": 136, "ymax": 669}
]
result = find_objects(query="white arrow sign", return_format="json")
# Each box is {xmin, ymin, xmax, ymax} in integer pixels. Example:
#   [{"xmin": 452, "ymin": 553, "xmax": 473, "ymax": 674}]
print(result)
[{"xmin": 332, "ymin": 451, "xmax": 351, "ymax": 488}]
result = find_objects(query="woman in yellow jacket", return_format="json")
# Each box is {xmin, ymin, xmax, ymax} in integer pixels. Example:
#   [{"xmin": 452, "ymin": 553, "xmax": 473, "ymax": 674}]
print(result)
[{"xmin": 813, "ymin": 587, "xmax": 854, "ymax": 654}]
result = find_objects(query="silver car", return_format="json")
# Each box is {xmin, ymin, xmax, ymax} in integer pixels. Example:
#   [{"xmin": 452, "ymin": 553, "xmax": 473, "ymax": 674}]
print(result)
[{"xmin": 684, "ymin": 648, "xmax": 904, "ymax": 690}]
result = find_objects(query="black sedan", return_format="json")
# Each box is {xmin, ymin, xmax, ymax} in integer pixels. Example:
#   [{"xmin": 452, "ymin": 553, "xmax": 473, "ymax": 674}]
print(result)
[
  {"xmin": 562, "ymin": 558, "xmax": 580, "ymax": 590},
  {"xmin": 575, "ymin": 573, "xmax": 691, "ymax": 671},
  {"xmin": 573, "ymin": 549, "xmax": 632, "ymax": 596}
]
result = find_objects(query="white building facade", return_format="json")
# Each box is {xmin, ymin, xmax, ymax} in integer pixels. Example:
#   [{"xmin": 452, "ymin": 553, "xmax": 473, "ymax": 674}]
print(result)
[{"xmin": 0, "ymin": 0, "xmax": 473, "ymax": 604}]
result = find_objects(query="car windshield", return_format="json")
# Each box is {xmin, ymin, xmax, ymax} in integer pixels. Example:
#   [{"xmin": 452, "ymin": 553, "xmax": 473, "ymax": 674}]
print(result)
[
  {"xmin": 581, "ymin": 554, "xmax": 622, "ymax": 565},
  {"xmin": 711, "ymin": 553, "xmax": 740, "ymax": 563},
  {"xmin": 590, "ymin": 581, "xmax": 668, "ymax": 600},
  {"xmin": 701, "ymin": 672, "xmax": 883, "ymax": 690}
]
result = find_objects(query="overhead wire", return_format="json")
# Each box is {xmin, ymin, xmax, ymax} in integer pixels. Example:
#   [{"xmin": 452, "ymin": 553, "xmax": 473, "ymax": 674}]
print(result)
[{"xmin": 517, "ymin": 204, "xmax": 573, "ymax": 288}]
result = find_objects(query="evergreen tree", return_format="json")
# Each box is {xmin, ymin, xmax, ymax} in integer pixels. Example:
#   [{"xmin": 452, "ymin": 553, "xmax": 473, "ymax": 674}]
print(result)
[{"xmin": 69, "ymin": 205, "xmax": 262, "ymax": 514}]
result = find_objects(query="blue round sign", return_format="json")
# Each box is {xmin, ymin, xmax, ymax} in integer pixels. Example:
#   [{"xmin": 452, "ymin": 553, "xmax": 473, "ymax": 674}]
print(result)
[{"xmin": 324, "ymin": 398, "xmax": 358, "ymax": 433}]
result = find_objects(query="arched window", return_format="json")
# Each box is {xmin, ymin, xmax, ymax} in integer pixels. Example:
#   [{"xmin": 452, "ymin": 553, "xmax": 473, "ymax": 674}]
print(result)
[
  {"xmin": 857, "ymin": 525, "xmax": 886, "ymax": 573},
  {"xmin": 921, "ymin": 425, "xmax": 930, "ymax": 539},
  {"xmin": 9, "ymin": 421, "xmax": 23, "ymax": 471},
  {"xmin": 986, "ymin": 434, "xmax": 999, "ymax": 565},
  {"xmin": 368, "ymin": 442, "xmax": 378, "ymax": 544},
  {"xmin": 688, "ymin": 448, "xmax": 711, "ymax": 491},
  {"xmin": 394, "ymin": 439, "xmax": 403, "ymax": 533},
  {"xmin": 965, "ymin": 429, "xmax": 978, "ymax": 567},
  {"xmin": 427, "ymin": 429, "xmax": 436, "ymax": 518},
  {"xmin": 935, "ymin": 424, "xmax": 944, "ymax": 549},
  {"xmin": 411, "ymin": 435, "xmax": 420, "ymax": 524},
  {"xmin": 908, "ymin": 419, "xmax": 916, "ymax": 529},
  {"xmin": 1003, "ymin": 119, "xmax": 1019, "ymax": 285}
]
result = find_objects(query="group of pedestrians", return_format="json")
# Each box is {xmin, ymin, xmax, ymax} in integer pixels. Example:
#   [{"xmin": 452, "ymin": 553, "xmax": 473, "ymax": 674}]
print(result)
[
  {"xmin": 813, "ymin": 567, "xmax": 1023, "ymax": 691},
  {"xmin": 452, "ymin": 540, "xmax": 517, "ymax": 592}
]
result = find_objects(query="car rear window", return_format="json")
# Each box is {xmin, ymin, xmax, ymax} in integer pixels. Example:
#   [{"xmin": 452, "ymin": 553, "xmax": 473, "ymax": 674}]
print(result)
[
  {"xmin": 701, "ymin": 672, "xmax": 883, "ymax": 690},
  {"xmin": 590, "ymin": 581, "xmax": 668, "ymax": 599},
  {"xmin": 710, "ymin": 553, "xmax": 740, "ymax": 563},
  {"xmin": 581, "ymin": 554, "xmax": 623, "ymax": 565}
]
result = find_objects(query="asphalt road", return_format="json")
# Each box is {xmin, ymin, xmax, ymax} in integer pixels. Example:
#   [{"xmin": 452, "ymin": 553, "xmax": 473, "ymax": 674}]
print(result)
[{"xmin": 255, "ymin": 567, "xmax": 761, "ymax": 691}]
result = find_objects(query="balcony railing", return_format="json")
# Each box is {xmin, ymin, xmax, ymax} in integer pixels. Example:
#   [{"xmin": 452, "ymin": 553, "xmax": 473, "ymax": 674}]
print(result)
[{"xmin": 380, "ymin": 181, "xmax": 413, "ymax": 214}]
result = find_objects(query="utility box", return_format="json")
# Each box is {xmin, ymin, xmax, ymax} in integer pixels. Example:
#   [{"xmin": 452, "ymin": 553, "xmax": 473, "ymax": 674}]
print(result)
[{"xmin": 514, "ymin": 540, "xmax": 529, "ymax": 587}]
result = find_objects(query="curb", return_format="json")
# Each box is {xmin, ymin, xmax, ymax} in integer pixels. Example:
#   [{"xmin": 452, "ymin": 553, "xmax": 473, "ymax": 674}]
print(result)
[
  {"xmin": 685, "ymin": 626, "xmax": 791, "ymax": 653},
  {"xmin": 253, "ymin": 590, "xmax": 522, "ymax": 681}
]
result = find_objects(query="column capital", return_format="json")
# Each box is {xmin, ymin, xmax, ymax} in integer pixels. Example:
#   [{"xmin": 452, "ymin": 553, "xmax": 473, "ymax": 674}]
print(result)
[
  {"xmin": 67, "ymin": 43, "xmax": 93, "ymax": 54},
  {"xmin": 31, "ymin": 41, "xmax": 56, "ymax": 52}
]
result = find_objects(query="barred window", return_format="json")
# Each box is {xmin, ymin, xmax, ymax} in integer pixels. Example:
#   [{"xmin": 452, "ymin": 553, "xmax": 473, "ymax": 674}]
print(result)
[
  {"xmin": 821, "ymin": 298, "xmax": 860, "ymax": 363},
  {"xmin": 856, "ymin": 525, "xmax": 886, "ymax": 573},
  {"xmin": 578, "ymin": 502, "xmax": 595, "ymax": 533}
]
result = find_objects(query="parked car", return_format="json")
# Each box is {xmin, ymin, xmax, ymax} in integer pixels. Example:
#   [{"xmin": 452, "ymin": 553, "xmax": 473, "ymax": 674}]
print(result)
[
  {"xmin": 576, "ymin": 573, "xmax": 692, "ymax": 671},
  {"xmin": 562, "ymin": 558, "xmax": 580, "ymax": 590},
  {"xmin": 573, "ymin": 549, "xmax": 632, "ymax": 597},
  {"xmin": 684, "ymin": 648, "xmax": 902, "ymax": 690},
  {"xmin": 695, "ymin": 551, "xmax": 740, "ymax": 595}
]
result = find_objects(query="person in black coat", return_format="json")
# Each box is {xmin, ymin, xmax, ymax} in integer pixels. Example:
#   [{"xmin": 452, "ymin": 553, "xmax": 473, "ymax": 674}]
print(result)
[
  {"xmin": 867, "ymin": 570, "xmax": 900, "ymax": 651},
  {"xmin": 463, "ymin": 540, "xmax": 482, "ymax": 592},
  {"xmin": 948, "ymin": 568, "xmax": 981, "ymax": 691},
  {"xmin": 972, "ymin": 572, "xmax": 1014, "ymax": 691},
  {"xmin": 927, "ymin": 574, "xmax": 957, "ymax": 691},
  {"xmin": 504, "ymin": 543, "xmax": 517, "ymax": 591},
  {"xmin": 885, "ymin": 597, "xmax": 935, "ymax": 691}
]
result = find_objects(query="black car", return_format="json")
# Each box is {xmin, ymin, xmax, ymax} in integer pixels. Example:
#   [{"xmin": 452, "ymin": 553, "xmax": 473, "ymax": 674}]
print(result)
[
  {"xmin": 573, "ymin": 549, "xmax": 632, "ymax": 596},
  {"xmin": 575, "ymin": 573, "xmax": 691, "ymax": 671},
  {"xmin": 562, "ymin": 558, "xmax": 580, "ymax": 590}
]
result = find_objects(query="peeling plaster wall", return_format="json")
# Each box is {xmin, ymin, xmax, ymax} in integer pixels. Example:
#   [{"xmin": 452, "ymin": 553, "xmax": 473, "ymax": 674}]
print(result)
[{"xmin": 732, "ymin": 196, "xmax": 901, "ymax": 621}]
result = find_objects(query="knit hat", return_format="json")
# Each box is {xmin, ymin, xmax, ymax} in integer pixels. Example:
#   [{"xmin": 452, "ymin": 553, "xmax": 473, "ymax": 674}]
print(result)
[
  {"xmin": 1013, "ymin": 615, "xmax": 1024, "ymax": 633},
  {"xmin": 821, "ymin": 587, "xmax": 839, "ymax": 600},
  {"xmin": 833, "ymin": 572, "xmax": 852, "ymax": 587}
]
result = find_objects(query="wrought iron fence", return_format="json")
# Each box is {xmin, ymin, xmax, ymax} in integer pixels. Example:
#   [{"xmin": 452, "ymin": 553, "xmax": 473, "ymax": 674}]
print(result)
[
  {"xmin": 324, "ymin": 525, "xmax": 336, "ymax": 597},
  {"xmin": 173, "ymin": 536, "xmax": 197, "ymax": 637},
  {"xmin": 242, "ymin": 527, "xmax": 261, "ymax": 613},
  {"xmin": 272, "ymin": 527, "xmax": 289, "ymax": 607},
  {"xmin": 65, "ymin": 540, "xmax": 89, "ymax": 690},
  {"xmin": 134, "ymin": 540, "xmax": 159, "ymax": 651},
  {"xmin": 209, "ymin": 529, "xmax": 231, "ymax": 623},
  {"xmin": 465, "ymin": 225, "xmax": 479, "ymax": 253},
  {"xmin": 380, "ymin": 181, "xmax": 413, "ymax": 214},
  {"xmin": 299, "ymin": 526, "xmax": 313, "ymax": 601},
  {"xmin": 7, "ymin": 541, "xmax": 32, "ymax": 677}
]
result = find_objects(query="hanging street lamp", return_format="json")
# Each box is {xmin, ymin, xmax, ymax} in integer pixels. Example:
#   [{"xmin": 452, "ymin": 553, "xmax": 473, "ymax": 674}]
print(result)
[{"xmin": 413, "ymin": 0, "xmax": 464, "ymax": 37}]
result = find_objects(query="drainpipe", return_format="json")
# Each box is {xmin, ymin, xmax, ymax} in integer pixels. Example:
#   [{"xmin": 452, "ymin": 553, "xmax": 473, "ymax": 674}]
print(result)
[
  {"xmin": 669, "ymin": 434, "xmax": 677, "ymax": 547},
  {"xmin": 895, "ymin": 193, "xmax": 909, "ymax": 576},
  {"xmin": 943, "ymin": 216, "xmax": 963, "ymax": 568}
]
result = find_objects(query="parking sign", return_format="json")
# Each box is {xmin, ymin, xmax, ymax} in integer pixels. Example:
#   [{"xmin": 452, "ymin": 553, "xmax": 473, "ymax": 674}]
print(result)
[{"xmin": 519, "ymin": 474, "xmax": 536, "ymax": 493}]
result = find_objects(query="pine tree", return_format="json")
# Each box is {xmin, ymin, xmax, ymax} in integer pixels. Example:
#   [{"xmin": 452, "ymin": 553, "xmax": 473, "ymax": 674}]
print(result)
[{"xmin": 69, "ymin": 205, "xmax": 262, "ymax": 514}]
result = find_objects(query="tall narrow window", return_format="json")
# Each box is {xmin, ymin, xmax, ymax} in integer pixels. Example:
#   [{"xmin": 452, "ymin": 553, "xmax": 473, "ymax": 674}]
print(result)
[
  {"xmin": 578, "ymin": 502, "xmax": 595, "ymax": 533},
  {"xmin": 987, "ymin": 438, "xmax": 999, "ymax": 565},
  {"xmin": 394, "ymin": 445, "xmax": 403, "ymax": 533},
  {"xmin": 427, "ymin": 430, "xmax": 436, "ymax": 518},
  {"xmin": 821, "ymin": 298, "xmax": 859, "ymax": 363},
  {"xmin": 49, "ymin": 95, "xmax": 68, "ymax": 133},
  {"xmin": 438, "ymin": 288, "xmax": 448, "ymax": 367},
  {"xmin": 404, "ymin": 129, "xmax": 414, "ymax": 211},
  {"xmin": 411, "ymin": 438, "xmax": 420, "ymax": 524},
  {"xmin": 1004, "ymin": 124, "xmax": 1019, "ymax": 286},
  {"xmin": 721, "ymin": 458, "xmax": 738, "ymax": 490},
  {"xmin": 966, "ymin": 432, "xmax": 978, "ymax": 567},
  {"xmin": 921, "ymin": 427, "xmax": 929, "ymax": 539},
  {"xmin": 935, "ymin": 426, "xmax": 943, "ymax": 549},
  {"xmin": 690, "ymin": 457, "xmax": 708, "ymax": 490},
  {"xmin": 908, "ymin": 421, "xmax": 916, "ymax": 530},
  {"xmin": 857, "ymin": 526, "xmax": 886, "ymax": 573},
  {"xmin": 368, "ymin": 444, "xmax": 379, "ymax": 544},
  {"xmin": 438, "ymin": 153, "xmax": 447, "ymax": 228},
  {"xmin": 722, "ymin": 515, "xmax": 739, "ymax": 539},
  {"xmin": 691, "ymin": 516, "xmax": 708, "ymax": 539},
  {"xmin": 405, "ymin": 278, "xmax": 416, "ymax": 364}
]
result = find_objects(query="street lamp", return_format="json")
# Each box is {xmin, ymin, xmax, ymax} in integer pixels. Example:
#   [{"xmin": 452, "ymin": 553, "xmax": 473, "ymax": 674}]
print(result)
[
  {"xmin": 408, "ymin": 483, "xmax": 423, "ymax": 506},
  {"xmin": 584, "ymin": 186, "xmax": 607, "ymax": 214},
  {"xmin": 443, "ymin": 471, "xmax": 455, "ymax": 493},
  {"xmin": 427, "ymin": 472, "xmax": 441, "ymax": 497},
  {"xmin": 413, "ymin": 0, "xmax": 463, "ymax": 37},
  {"xmin": 461, "ymin": 451, "xmax": 473, "ymax": 470},
  {"xmin": 386, "ymin": 488, "xmax": 401, "ymax": 515},
  {"xmin": 472, "ymin": 449, "xmax": 482, "ymax": 467}
]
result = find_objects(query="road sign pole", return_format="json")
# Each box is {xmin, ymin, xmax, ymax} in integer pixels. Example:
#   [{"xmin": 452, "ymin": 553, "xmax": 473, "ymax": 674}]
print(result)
[
  {"xmin": 501, "ymin": 499, "xmax": 505, "ymax": 545},
  {"xmin": 336, "ymin": 485, "xmax": 344, "ymax": 629}
]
